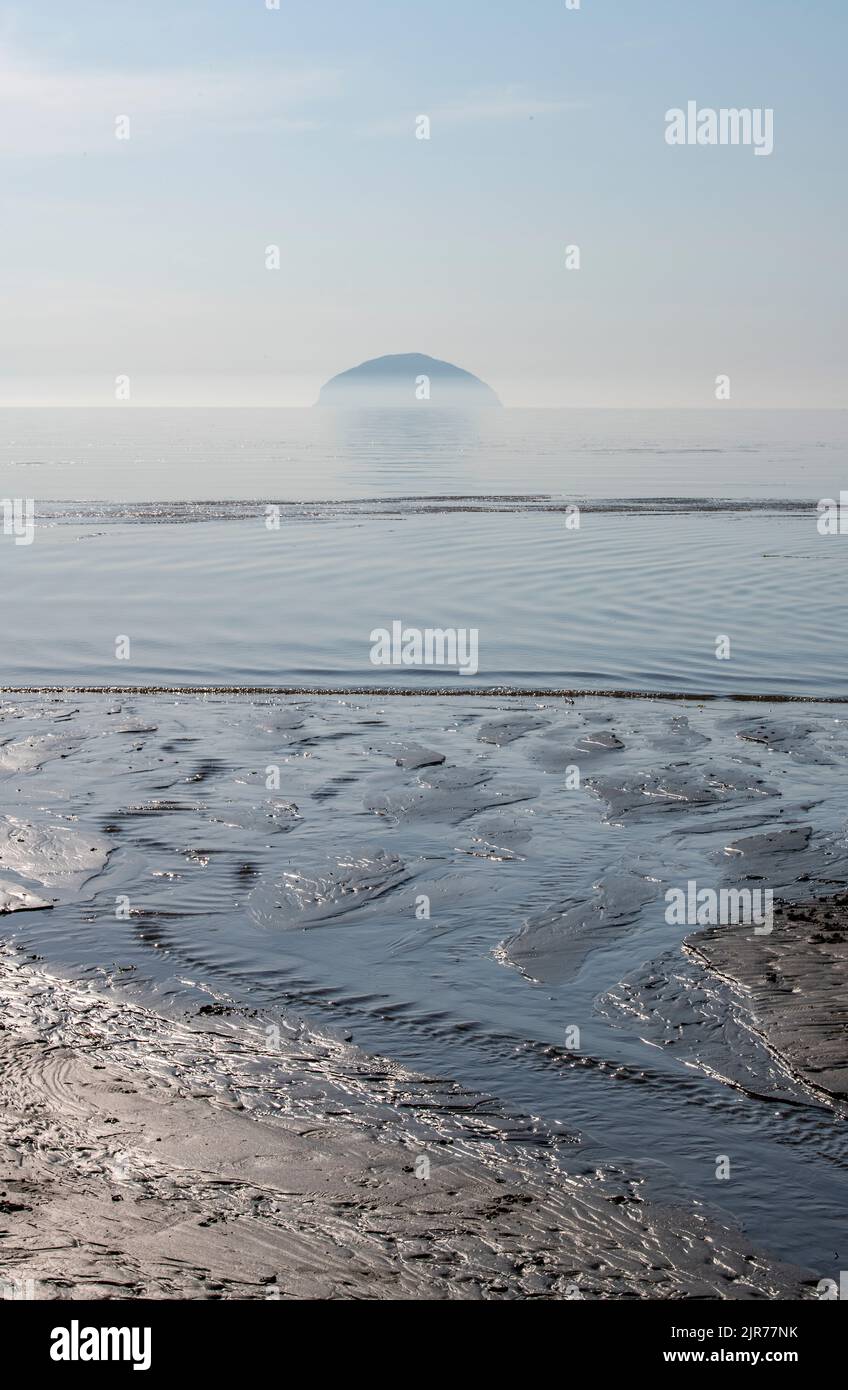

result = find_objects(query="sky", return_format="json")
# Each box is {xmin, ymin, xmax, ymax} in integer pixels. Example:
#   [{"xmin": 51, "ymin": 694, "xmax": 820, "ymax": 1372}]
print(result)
[{"xmin": 0, "ymin": 0, "xmax": 845, "ymax": 407}]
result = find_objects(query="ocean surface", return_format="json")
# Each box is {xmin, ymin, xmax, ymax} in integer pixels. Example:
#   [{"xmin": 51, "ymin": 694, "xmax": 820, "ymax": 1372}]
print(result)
[
  {"xmin": 2, "ymin": 408, "xmax": 848, "ymax": 1281},
  {"xmin": 2, "ymin": 407, "xmax": 846, "ymax": 693}
]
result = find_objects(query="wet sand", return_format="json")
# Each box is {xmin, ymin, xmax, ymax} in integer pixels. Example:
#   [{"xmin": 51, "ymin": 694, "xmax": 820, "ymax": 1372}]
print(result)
[
  {"xmin": 2, "ymin": 691, "xmax": 847, "ymax": 1295},
  {"xmin": 0, "ymin": 948, "xmax": 810, "ymax": 1300},
  {"xmin": 687, "ymin": 899, "xmax": 848, "ymax": 1105}
]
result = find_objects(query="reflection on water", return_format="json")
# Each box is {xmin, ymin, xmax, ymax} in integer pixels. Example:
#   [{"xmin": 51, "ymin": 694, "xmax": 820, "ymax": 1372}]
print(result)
[{"xmin": 2, "ymin": 406, "xmax": 846, "ymax": 501}]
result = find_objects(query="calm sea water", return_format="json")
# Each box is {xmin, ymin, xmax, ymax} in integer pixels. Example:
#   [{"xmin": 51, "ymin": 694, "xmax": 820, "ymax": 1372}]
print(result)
[{"xmin": 2, "ymin": 407, "xmax": 847, "ymax": 693}]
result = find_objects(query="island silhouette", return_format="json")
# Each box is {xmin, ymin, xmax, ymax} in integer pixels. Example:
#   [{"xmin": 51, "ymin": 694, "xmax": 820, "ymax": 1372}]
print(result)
[{"xmin": 316, "ymin": 353, "xmax": 500, "ymax": 407}]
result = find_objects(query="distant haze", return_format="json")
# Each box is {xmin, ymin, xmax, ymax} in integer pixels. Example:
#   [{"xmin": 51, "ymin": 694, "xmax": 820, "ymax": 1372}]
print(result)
[{"xmin": 0, "ymin": 1, "xmax": 845, "ymax": 407}]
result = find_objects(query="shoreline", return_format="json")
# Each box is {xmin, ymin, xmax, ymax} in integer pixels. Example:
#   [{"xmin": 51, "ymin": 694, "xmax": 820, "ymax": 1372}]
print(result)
[
  {"xmin": 686, "ymin": 898, "xmax": 848, "ymax": 1107},
  {"xmin": 2, "ymin": 689, "xmax": 845, "ymax": 1298},
  {"xmin": 0, "ymin": 949, "xmax": 812, "ymax": 1301},
  {"xmin": 1, "ymin": 685, "xmax": 847, "ymax": 702}
]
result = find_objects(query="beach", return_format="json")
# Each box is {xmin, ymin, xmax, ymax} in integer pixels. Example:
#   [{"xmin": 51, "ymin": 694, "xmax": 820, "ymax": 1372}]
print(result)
[
  {"xmin": 687, "ymin": 901, "xmax": 848, "ymax": 1104},
  {"xmin": 0, "ymin": 947, "xmax": 813, "ymax": 1300},
  {"xmin": 1, "ymin": 690, "xmax": 846, "ymax": 1296}
]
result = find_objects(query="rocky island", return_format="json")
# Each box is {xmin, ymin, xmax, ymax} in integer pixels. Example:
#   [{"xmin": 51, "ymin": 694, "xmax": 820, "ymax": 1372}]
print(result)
[{"xmin": 316, "ymin": 353, "xmax": 501, "ymax": 408}]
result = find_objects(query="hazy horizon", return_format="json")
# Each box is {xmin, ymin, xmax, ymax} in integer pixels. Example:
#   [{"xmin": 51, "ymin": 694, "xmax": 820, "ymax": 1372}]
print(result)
[
  {"xmin": 2, "ymin": 0, "xmax": 845, "ymax": 407},
  {"xmin": 3, "ymin": 401, "xmax": 848, "ymax": 411}
]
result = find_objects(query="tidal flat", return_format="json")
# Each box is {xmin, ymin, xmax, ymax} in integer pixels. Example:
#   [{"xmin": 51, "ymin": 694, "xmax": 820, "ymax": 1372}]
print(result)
[{"xmin": 1, "ymin": 691, "xmax": 846, "ymax": 1297}]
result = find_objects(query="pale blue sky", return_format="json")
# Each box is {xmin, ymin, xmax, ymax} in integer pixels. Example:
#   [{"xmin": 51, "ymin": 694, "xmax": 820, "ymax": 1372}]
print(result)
[{"xmin": 1, "ymin": 0, "xmax": 845, "ymax": 405}]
